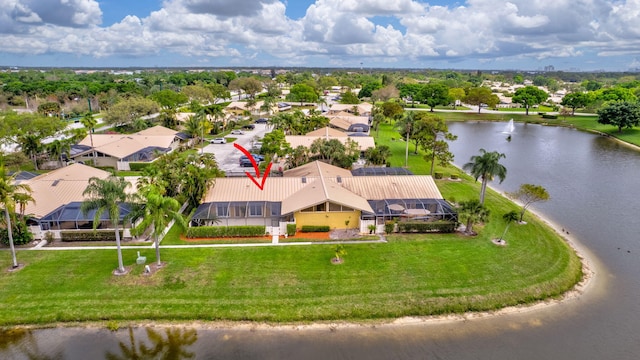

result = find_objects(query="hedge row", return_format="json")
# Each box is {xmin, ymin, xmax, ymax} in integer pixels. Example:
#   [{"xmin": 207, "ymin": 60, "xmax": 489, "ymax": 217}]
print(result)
[
  {"xmin": 129, "ymin": 162, "xmax": 152, "ymax": 171},
  {"xmin": 60, "ymin": 230, "xmax": 124, "ymax": 242},
  {"xmin": 541, "ymin": 114, "xmax": 558, "ymax": 119},
  {"xmin": 286, "ymin": 224, "xmax": 297, "ymax": 236},
  {"xmin": 300, "ymin": 225, "xmax": 330, "ymax": 232},
  {"xmin": 396, "ymin": 221, "xmax": 457, "ymax": 233},
  {"xmin": 186, "ymin": 226, "xmax": 266, "ymax": 238}
]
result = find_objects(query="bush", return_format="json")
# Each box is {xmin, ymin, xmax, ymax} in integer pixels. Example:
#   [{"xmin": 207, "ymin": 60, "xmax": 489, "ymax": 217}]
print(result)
[
  {"xmin": 0, "ymin": 221, "xmax": 33, "ymax": 246},
  {"xmin": 129, "ymin": 162, "xmax": 152, "ymax": 171},
  {"xmin": 450, "ymin": 174, "xmax": 459, "ymax": 180},
  {"xmin": 60, "ymin": 230, "xmax": 125, "ymax": 242},
  {"xmin": 434, "ymin": 172, "xmax": 444, "ymax": 179},
  {"xmin": 186, "ymin": 225, "xmax": 266, "ymax": 238},
  {"xmin": 300, "ymin": 225, "xmax": 330, "ymax": 233},
  {"xmin": 541, "ymin": 114, "xmax": 558, "ymax": 119},
  {"xmin": 286, "ymin": 224, "xmax": 296, "ymax": 236},
  {"xmin": 384, "ymin": 221, "xmax": 395, "ymax": 234},
  {"xmin": 396, "ymin": 221, "xmax": 457, "ymax": 233}
]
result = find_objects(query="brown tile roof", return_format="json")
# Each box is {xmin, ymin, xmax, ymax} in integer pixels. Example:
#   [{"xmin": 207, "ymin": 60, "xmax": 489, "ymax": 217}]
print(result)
[
  {"xmin": 305, "ymin": 127, "xmax": 347, "ymax": 137},
  {"xmin": 285, "ymin": 135, "xmax": 375, "ymax": 151},
  {"xmin": 21, "ymin": 164, "xmax": 112, "ymax": 219},
  {"xmin": 135, "ymin": 125, "xmax": 178, "ymax": 136},
  {"xmin": 201, "ymin": 161, "xmax": 442, "ymax": 215},
  {"xmin": 78, "ymin": 134, "xmax": 176, "ymax": 159}
]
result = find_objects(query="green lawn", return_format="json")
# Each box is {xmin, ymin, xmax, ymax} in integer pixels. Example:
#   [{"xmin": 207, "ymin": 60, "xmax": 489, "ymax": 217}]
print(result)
[{"xmin": 0, "ymin": 121, "xmax": 583, "ymax": 327}]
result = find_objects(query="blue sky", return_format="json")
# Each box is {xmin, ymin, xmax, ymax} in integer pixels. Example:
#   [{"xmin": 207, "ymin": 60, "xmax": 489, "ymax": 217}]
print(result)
[{"xmin": 2, "ymin": 0, "xmax": 640, "ymax": 71}]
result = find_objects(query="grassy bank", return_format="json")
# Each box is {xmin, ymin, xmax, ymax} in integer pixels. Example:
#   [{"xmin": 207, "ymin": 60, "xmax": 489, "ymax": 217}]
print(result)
[{"xmin": 0, "ymin": 122, "xmax": 583, "ymax": 327}]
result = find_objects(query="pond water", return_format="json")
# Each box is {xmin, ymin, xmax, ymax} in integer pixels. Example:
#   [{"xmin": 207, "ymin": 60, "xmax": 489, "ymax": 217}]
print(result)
[{"xmin": 3, "ymin": 121, "xmax": 640, "ymax": 359}]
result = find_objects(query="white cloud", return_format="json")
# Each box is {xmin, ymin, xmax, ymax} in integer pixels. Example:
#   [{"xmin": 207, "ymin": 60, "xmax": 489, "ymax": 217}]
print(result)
[{"xmin": 2, "ymin": 0, "xmax": 640, "ymax": 70}]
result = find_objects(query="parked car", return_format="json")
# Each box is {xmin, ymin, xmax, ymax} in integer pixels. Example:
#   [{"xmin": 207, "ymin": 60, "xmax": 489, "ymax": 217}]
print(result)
[
  {"xmin": 242, "ymin": 124, "xmax": 255, "ymax": 130},
  {"xmin": 239, "ymin": 158, "xmax": 254, "ymax": 167},
  {"xmin": 240, "ymin": 154, "xmax": 264, "ymax": 162},
  {"xmin": 210, "ymin": 138, "xmax": 226, "ymax": 144},
  {"xmin": 255, "ymin": 118, "xmax": 268, "ymax": 124},
  {"xmin": 230, "ymin": 130, "xmax": 244, "ymax": 135}
]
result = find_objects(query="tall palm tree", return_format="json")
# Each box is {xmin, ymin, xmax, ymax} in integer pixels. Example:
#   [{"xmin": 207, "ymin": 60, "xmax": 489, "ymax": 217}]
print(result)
[
  {"xmin": 80, "ymin": 112, "xmax": 98, "ymax": 164},
  {"xmin": 133, "ymin": 185, "xmax": 187, "ymax": 267},
  {"xmin": 81, "ymin": 176, "xmax": 132, "ymax": 274},
  {"xmin": 462, "ymin": 148, "xmax": 507, "ymax": 205},
  {"xmin": 0, "ymin": 163, "xmax": 33, "ymax": 268}
]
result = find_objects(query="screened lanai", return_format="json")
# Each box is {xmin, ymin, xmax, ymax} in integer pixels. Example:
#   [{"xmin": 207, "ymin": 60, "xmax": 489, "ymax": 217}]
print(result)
[
  {"xmin": 191, "ymin": 201, "xmax": 286, "ymax": 227},
  {"xmin": 36, "ymin": 202, "xmax": 134, "ymax": 231},
  {"xmin": 363, "ymin": 198, "xmax": 457, "ymax": 223}
]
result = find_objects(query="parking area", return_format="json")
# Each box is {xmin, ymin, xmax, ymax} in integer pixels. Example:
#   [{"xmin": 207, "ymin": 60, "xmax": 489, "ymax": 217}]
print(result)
[{"xmin": 202, "ymin": 123, "xmax": 269, "ymax": 174}]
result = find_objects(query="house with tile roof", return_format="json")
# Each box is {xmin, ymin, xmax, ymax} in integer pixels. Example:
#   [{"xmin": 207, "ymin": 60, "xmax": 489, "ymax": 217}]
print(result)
[
  {"xmin": 191, "ymin": 161, "xmax": 457, "ymax": 235},
  {"xmin": 70, "ymin": 125, "xmax": 186, "ymax": 170},
  {"xmin": 21, "ymin": 163, "xmax": 138, "ymax": 240}
]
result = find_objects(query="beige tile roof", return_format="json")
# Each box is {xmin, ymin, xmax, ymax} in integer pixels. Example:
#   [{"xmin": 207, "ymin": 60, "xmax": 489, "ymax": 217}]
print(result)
[
  {"xmin": 283, "ymin": 160, "xmax": 352, "ymax": 178},
  {"xmin": 21, "ymin": 164, "xmax": 112, "ymax": 219},
  {"xmin": 305, "ymin": 127, "xmax": 347, "ymax": 137},
  {"xmin": 78, "ymin": 134, "xmax": 176, "ymax": 159},
  {"xmin": 328, "ymin": 115, "xmax": 370, "ymax": 131},
  {"xmin": 201, "ymin": 161, "xmax": 441, "ymax": 215},
  {"xmin": 337, "ymin": 176, "xmax": 444, "ymax": 200},
  {"xmin": 328, "ymin": 103, "xmax": 373, "ymax": 115},
  {"xmin": 135, "ymin": 125, "xmax": 178, "ymax": 136},
  {"xmin": 285, "ymin": 135, "xmax": 375, "ymax": 151}
]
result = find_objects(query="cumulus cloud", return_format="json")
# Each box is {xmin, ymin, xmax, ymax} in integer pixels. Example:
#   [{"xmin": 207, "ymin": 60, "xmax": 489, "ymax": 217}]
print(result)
[{"xmin": 2, "ymin": 0, "xmax": 640, "ymax": 69}]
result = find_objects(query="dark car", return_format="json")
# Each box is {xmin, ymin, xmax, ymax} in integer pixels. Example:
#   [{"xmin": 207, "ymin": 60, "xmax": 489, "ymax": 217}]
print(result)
[
  {"xmin": 240, "ymin": 154, "xmax": 264, "ymax": 162},
  {"xmin": 239, "ymin": 158, "xmax": 254, "ymax": 167},
  {"xmin": 242, "ymin": 124, "xmax": 255, "ymax": 130},
  {"xmin": 255, "ymin": 118, "xmax": 268, "ymax": 124}
]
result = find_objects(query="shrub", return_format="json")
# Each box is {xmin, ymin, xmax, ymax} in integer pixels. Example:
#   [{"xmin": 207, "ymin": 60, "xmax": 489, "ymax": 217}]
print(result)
[
  {"xmin": 434, "ymin": 172, "xmax": 444, "ymax": 179},
  {"xmin": 186, "ymin": 225, "xmax": 266, "ymax": 238},
  {"xmin": 300, "ymin": 225, "xmax": 330, "ymax": 232},
  {"xmin": 60, "ymin": 230, "xmax": 125, "ymax": 242},
  {"xmin": 450, "ymin": 174, "xmax": 459, "ymax": 180},
  {"xmin": 541, "ymin": 114, "xmax": 558, "ymax": 119},
  {"xmin": 129, "ymin": 162, "xmax": 152, "ymax": 171},
  {"xmin": 0, "ymin": 221, "xmax": 33, "ymax": 246},
  {"xmin": 286, "ymin": 224, "xmax": 297, "ymax": 236},
  {"xmin": 384, "ymin": 221, "xmax": 395, "ymax": 234},
  {"xmin": 396, "ymin": 221, "xmax": 457, "ymax": 233}
]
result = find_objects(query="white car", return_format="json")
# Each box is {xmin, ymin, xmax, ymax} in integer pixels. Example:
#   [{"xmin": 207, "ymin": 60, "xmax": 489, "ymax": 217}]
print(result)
[
  {"xmin": 210, "ymin": 138, "xmax": 226, "ymax": 144},
  {"xmin": 230, "ymin": 130, "xmax": 244, "ymax": 135}
]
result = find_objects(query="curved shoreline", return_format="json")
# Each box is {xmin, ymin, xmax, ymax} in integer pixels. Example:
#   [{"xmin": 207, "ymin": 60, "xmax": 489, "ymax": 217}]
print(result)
[{"xmin": 11, "ymin": 199, "xmax": 597, "ymax": 333}]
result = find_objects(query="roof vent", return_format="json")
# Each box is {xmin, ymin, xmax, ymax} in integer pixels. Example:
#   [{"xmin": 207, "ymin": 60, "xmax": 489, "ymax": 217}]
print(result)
[
  {"xmin": 302, "ymin": 177, "xmax": 307, "ymax": 183},
  {"xmin": 337, "ymin": 176, "xmax": 342, "ymax": 183},
  {"xmin": 52, "ymin": 179, "xmax": 61, "ymax": 186}
]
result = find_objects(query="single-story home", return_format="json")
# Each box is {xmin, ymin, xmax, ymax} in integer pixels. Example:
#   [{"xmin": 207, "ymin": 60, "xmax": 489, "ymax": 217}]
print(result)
[
  {"xmin": 20, "ymin": 163, "xmax": 137, "ymax": 240},
  {"xmin": 327, "ymin": 103, "xmax": 373, "ymax": 116},
  {"xmin": 191, "ymin": 161, "xmax": 457, "ymax": 234},
  {"xmin": 70, "ymin": 125, "xmax": 186, "ymax": 170},
  {"xmin": 327, "ymin": 113, "xmax": 371, "ymax": 133}
]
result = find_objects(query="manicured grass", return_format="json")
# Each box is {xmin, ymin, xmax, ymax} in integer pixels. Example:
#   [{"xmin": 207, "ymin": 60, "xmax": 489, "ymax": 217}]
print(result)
[
  {"xmin": 0, "ymin": 218, "xmax": 581, "ymax": 326},
  {"xmin": 0, "ymin": 121, "xmax": 584, "ymax": 327}
]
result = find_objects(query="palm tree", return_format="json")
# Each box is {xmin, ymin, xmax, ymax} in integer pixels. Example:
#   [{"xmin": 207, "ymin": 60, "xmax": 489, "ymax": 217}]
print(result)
[
  {"xmin": 0, "ymin": 162, "xmax": 33, "ymax": 268},
  {"xmin": 133, "ymin": 185, "xmax": 187, "ymax": 267},
  {"xmin": 80, "ymin": 112, "xmax": 98, "ymax": 164},
  {"xmin": 47, "ymin": 139, "xmax": 71, "ymax": 168},
  {"xmin": 13, "ymin": 192, "xmax": 34, "ymax": 220},
  {"xmin": 458, "ymin": 199, "xmax": 490, "ymax": 235},
  {"xmin": 498, "ymin": 210, "xmax": 519, "ymax": 242},
  {"xmin": 81, "ymin": 176, "xmax": 132, "ymax": 274},
  {"xmin": 397, "ymin": 111, "xmax": 415, "ymax": 167},
  {"xmin": 462, "ymin": 148, "xmax": 507, "ymax": 205},
  {"xmin": 17, "ymin": 133, "xmax": 43, "ymax": 170}
]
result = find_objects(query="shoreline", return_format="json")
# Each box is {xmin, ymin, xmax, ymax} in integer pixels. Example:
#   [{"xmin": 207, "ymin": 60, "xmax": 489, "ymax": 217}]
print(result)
[{"xmin": 9, "ymin": 199, "xmax": 597, "ymax": 333}]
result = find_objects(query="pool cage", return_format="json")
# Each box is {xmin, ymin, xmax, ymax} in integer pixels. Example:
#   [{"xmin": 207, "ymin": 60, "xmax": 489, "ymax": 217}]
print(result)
[{"xmin": 362, "ymin": 198, "xmax": 457, "ymax": 223}]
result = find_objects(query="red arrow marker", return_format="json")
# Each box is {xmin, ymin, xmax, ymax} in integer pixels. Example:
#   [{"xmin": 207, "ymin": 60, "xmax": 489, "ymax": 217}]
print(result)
[{"xmin": 234, "ymin": 143, "xmax": 272, "ymax": 190}]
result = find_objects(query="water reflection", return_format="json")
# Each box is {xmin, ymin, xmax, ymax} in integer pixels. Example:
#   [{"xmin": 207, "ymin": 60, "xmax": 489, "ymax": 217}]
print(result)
[
  {"xmin": 0, "ymin": 328, "xmax": 63, "ymax": 360},
  {"xmin": 105, "ymin": 327, "xmax": 197, "ymax": 360}
]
